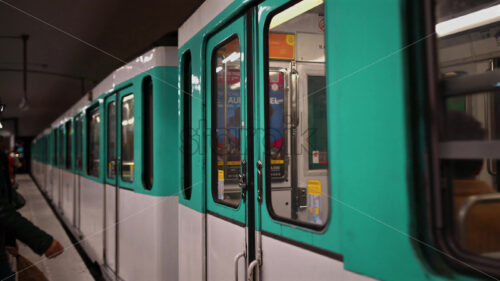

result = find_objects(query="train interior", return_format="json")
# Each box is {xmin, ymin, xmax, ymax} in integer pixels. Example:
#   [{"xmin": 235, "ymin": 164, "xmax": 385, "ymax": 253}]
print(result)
[
  {"xmin": 267, "ymin": 3, "xmax": 328, "ymax": 225},
  {"xmin": 437, "ymin": 0, "xmax": 500, "ymax": 258}
]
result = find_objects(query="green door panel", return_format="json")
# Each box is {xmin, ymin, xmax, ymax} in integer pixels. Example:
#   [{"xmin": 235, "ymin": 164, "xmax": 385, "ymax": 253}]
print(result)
[{"xmin": 205, "ymin": 16, "xmax": 248, "ymax": 224}]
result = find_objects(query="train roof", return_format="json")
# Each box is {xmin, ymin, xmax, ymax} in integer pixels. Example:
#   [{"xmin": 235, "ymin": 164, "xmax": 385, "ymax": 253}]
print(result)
[
  {"xmin": 35, "ymin": 46, "xmax": 177, "ymax": 140},
  {"xmin": 178, "ymin": 0, "xmax": 234, "ymax": 47}
]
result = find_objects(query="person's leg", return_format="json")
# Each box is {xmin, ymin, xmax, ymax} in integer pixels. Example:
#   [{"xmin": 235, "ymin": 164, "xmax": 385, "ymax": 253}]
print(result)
[{"xmin": 0, "ymin": 252, "xmax": 15, "ymax": 281}]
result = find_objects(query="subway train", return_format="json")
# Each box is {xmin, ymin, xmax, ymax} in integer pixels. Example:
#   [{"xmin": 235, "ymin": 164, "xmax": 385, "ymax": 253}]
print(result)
[{"xmin": 30, "ymin": 0, "xmax": 500, "ymax": 280}]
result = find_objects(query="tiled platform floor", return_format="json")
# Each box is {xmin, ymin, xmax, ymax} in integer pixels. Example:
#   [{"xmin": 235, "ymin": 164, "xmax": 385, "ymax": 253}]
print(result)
[{"xmin": 13, "ymin": 174, "xmax": 93, "ymax": 281}]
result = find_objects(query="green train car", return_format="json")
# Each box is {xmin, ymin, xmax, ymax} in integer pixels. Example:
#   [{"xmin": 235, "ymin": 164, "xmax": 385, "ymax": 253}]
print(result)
[{"xmin": 32, "ymin": 0, "xmax": 500, "ymax": 280}]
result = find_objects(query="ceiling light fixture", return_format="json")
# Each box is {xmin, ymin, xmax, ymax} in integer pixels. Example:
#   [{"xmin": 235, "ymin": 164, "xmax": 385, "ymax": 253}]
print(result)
[
  {"xmin": 269, "ymin": 0, "xmax": 323, "ymax": 30},
  {"xmin": 436, "ymin": 4, "xmax": 500, "ymax": 37}
]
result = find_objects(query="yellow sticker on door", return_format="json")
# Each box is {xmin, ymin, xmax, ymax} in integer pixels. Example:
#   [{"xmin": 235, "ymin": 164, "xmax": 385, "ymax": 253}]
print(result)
[
  {"xmin": 307, "ymin": 180, "xmax": 321, "ymax": 196},
  {"xmin": 307, "ymin": 179, "xmax": 323, "ymax": 224},
  {"xmin": 218, "ymin": 170, "xmax": 224, "ymax": 200}
]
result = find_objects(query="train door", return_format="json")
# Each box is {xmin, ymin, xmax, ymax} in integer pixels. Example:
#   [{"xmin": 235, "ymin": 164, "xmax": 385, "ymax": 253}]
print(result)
[
  {"xmin": 74, "ymin": 114, "xmax": 83, "ymax": 234},
  {"xmin": 61, "ymin": 120, "xmax": 75, "ymax": 223},
  {"xmin": 47, "ymin": 131, "xmax": 55, "ymax": 200},
  {"xmin": 104, "ymin": 93, "xmax": 118, "ymax": 279},
  {"xmin": 248, "ymin": 1, "xmax": 346, "ymax": 280},
  {"xmin": 205, "ymin": 15, "xmax": 254, "ymax": 281},
  {"xmin": 57, "ymin": 125, "xmax": 65, "ymax": 210}
]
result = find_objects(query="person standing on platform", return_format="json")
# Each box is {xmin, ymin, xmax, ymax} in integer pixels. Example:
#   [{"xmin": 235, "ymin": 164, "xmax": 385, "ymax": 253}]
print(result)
[{"xmin": 0, "ymin": 136, "xmax": 64, "ymax": 281}]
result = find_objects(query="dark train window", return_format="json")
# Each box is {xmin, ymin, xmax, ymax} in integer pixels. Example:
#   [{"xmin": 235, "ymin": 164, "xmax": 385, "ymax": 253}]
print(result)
[
  {"xmin": 53, "ymin": 130, "xmax": 57, "ymax": 165},
  {"xmin": 75, "ymin": 116, "xmax": 83, "ymax": 171},
  {"xmin": 211, "ymin": 36, "xmax": 242, "ymax": 207},
  {"xmin": 121, "ymin": 94, "xmax": 134, "ymax": 182},
  {"xmin": 66, "ymin": 121, "xmax": 72, "ymax": 170},
  {"xmin": 45, "ymin": 137, "xmax": 48, "ymax": 163},
  {"xmin": 143, "ymin": 76, "xmax": 153, "ymax": 190},
  {"xmin": 265, "ymin": 1, "xmax": 328, "ymax": 228},
  {"xmin": 107, "ymin": 101, "xmax": 116, "ymax": 179},
  {"xmin": 88, "ymin": 106, "xmax": 100, "ymax": 177},
  {"xmin": 183, "ymin": 51, "xmax": 192, "ymax": 199},
  {"xmin": 58, "ymin": 126, "xmax": 65, "ymax": 167},
  {"xmin": 430, "ymin": 0, "xmax": 500, "ymax": 274}
]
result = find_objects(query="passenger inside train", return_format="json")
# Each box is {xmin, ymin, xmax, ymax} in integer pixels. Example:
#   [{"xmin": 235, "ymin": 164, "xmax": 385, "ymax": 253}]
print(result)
[
  {"xmin": 443, "ymin": 111, "xmax": 500, "ymax": 254},
  {"xmin": 437, "ymin": 3, "xmax": 500, "ymax": 257}
]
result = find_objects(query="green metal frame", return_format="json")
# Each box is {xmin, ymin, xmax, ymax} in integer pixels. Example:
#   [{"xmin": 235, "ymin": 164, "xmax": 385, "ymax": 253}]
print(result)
[{"xmin": 205, "ymin": 16, "xmax": 248, "ymax": 223}]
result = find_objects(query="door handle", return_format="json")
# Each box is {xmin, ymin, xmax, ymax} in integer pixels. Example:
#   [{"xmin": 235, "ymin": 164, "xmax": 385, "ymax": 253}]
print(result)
[
  {"xmin": 247, "ymin": 259, "xmax": 260, "ymax": 281},
  {"xmin": 239, "ymin": 160, "xmax": 247, "ymax": 201},
  {"xmin": 234, "ymin": 251, "xmax": 246, "ymax": 281},
  {"xmin": 116, "ymin": 157, "xmax": 121, "ymax": 176},
  {"xmin": 257, "ymin": 160, "xmax": 263, "ymax": 203}
]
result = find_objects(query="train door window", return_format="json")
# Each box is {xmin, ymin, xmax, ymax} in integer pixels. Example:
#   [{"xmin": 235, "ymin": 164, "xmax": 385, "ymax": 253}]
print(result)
[
  {"xmin": 430, "ymin": 0, "xmax": 500, "ymax": 273},
  {"xmin": 75, "ymin": 116, "xmax": 83, "ymax": 171},
  {"xmin": 143, "ymin": 76, "xmax": 153, "ymax": 189},
  {"xmin": 121, "ymin": 94, "xmax": 134, "ymax": 182},
  {"xmin": 58, "ymin": 126, "xmax": 65, "ymax": 167},
  {"xmin": 183, "ymin": 51, "xmax": 192, "ymax": 199},
  {"xmin": 265, "ymin": 0, "xmax": 328, "ymax": 227},
  {"xmin": 88, "ymin": 106, "xmax": 100, "ymax": 177},
  {"xmin": 45, "ymin": 137, "xmax": 48, "ymax": 163},
  {"xmin": 66, "ymin": 121, "xmax": 72, "ymax": 170},
  {"xmin": 108, "ymin": 101, "xmax": 116, "ymax": 179},
  {"xmin": 211, "ymin": 36, "xmax": 242, "ymax": 207},
  {"xmin": 53, "ymin": 130, "xmax": 57, "ymax": 165}
]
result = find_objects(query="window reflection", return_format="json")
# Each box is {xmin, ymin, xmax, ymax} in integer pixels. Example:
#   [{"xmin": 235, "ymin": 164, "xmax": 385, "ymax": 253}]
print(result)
[
  {"xmin": 436, "ymin": 0, "xmax": 500, "ymax": 258},
  {"xmin": 88, "ymin": 107, "xmax": 100, "ymax": 177},
  {"xmin": 66, "ymin": 121, "xmax": 72, "ymax": 169},
  {"xmin": 212, "ymin": 36, "xmax": 241, "ymax": 207},
  {"xmin": 108, "ymin": 101, "xmax": 116, "ymax": 179},
  {"xmin": 121, "ymin": 94, "xmax": 134, "ymax": 182}
]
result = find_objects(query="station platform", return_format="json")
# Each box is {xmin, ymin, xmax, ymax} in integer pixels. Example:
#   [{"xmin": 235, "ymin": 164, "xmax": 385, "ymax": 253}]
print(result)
[{"xmin": 13, "ymin": 174, "xmax": 94, "ymax": 281}]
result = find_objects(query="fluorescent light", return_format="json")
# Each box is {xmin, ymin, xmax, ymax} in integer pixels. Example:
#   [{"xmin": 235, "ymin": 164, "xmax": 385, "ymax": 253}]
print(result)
[
  {"xmin": 436, "ymin": 4, "xmax": 500, "ymax": 37},
  {"xmin": 270, "ymin": 0, "xmax": 323, "ymax": 30},
  {"xmin": 121, "ymin": 118, "xmax": 134, "ymax": 126},
  {"xmin": 222, "ymin": 52, "xmax": 240, "ymax": 64},
  {"xmin": 216, "ymin": 66, "xmax": 223, "ymax": 73},
  {"xmin": 0, "ymin": 121, "xmax": 2, "ymax": 129},
  {"xmin": 230, "ymin": 82, "xmax": 241, "ymax": 90},
  {"xmin": 123, "ymin": 95, "xmax": 134, "ymax": 102}
]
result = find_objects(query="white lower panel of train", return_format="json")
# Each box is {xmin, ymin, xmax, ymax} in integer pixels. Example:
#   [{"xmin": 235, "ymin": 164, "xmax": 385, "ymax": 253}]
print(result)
[
  {"xmin": 178, "ymin": 204, "xmax": 205, "ymax": 281},
  {"xmin": 33, "ymin": 161, "xmax": 46, "ymax": 192},
  {"xmin": 46, "ymin": 163, "xmax": 53, "ymax": 197},
  {"xmin": 28, "ymin": 169, "xmax": 180, "ymax": 281},
  {"xmin": 110, "ymin": 188, "xmax": 178, "ymax": 281},
  {"xmin": 43, "ymin": 163, "xmax": 50, "ymax": 193},
  {"xmin": 50, "ymin": 167, "xmax": 61, "ymax": 205},
  {"xmin": 79, "ymin": 176, "xmax": 104, "ymax": 264},
  {"xmin": 178, "ymin": 203, "xmax": 375, "ymax": 281},
  {"xmin": 61, "ymin": 169, "xmax": 75, "ymax": 225},
  {"xmin": 207, "ymin": 214, "xmax": 246, "ymax": 281},
  {"xmin": 261, "ymin": 234, "xmax": 375, "ymax": 281}
]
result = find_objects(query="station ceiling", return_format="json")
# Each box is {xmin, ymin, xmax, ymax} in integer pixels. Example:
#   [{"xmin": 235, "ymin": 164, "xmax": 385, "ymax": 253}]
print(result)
[{"xmin": 0, "ymin": 0, "xmax": 203, "ymax": 137}]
